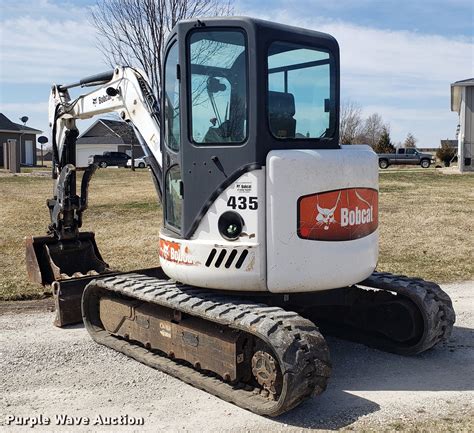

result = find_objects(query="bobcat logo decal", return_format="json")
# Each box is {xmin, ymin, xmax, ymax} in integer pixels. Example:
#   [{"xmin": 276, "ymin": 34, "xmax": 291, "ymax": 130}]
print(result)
[{"xmin": 298, "ymin": 188, "xmax": 378, "ymax": 241}]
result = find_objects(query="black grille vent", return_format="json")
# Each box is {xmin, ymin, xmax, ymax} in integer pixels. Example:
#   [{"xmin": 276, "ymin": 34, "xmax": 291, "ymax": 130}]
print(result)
[
  {"xmin": 205, "ymin": 248, "xmax": 249, "ymax": 269},
  {"xmin": 225, "ymin": 250, "xmax": 238, "ymax": 268},
  {"xmin": 205, "ymin": 249, "xmax": 217, "ymax": 267},
  {"xmin": 215, "ymin": 249, "xmax": 227, "ymax": 268},
  {"xmin": 235, "ymin": 249, "xmax": 249, "ymax": 269}
]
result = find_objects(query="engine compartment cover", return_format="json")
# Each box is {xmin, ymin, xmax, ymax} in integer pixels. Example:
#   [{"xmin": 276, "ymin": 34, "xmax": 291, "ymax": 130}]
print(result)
[{"xmin": 266, "ymin": 145, "xmax": 379, "ymax": 292}]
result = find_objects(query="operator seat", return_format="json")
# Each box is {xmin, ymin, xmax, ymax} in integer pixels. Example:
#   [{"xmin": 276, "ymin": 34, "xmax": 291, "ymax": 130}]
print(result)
[{"xmin": 268, "ymin": 91, "xmax": 296, "ymax": 138}]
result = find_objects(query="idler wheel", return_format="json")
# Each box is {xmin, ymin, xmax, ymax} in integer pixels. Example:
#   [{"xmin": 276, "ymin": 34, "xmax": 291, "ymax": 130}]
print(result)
[{"xmin": 251, "ymin": 350, "xmax": 281, "ymax": 396}]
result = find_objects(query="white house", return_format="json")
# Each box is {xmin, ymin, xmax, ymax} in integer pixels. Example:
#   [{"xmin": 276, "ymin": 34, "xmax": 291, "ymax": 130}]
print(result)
[
  {"xmin": 76, "ymin": 119, "xmax": 144, "ymax": 167},
  {"xmin": 451, "ymin": 78, "xmax": 474, "ymax": 172}
]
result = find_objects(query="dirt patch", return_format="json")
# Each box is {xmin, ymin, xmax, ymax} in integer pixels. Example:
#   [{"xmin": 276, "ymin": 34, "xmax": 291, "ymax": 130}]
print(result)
[{"xmin": 0, "ymin": 297, "xmax": 54, "ymax": 314}]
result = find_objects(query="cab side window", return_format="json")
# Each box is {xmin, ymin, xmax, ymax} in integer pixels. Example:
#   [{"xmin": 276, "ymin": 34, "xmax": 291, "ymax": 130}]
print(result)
[
  {"xmin": 165, "ymin": 165, "xmax": 182, "ymax": 230},
  {"xmin": 164, "ymin": 42, "xmax": 182, "ymax": 231},
  {"xmin": 164, "ymin": 42, "xmax": 180, "ymax": 152}
]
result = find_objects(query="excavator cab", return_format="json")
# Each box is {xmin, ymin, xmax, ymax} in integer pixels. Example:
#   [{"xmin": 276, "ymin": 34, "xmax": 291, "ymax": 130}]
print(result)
[{"xmin": 160, "ymin": 18, "xmax": 339, "ymax": 240}]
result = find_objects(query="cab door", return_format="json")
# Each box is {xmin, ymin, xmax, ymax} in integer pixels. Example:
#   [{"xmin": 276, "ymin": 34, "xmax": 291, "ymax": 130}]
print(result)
[
  {"xmin": 162, "ymin": 40, "xmax": 183, "ymax": 233},
  {"xmin": 396, "ymin": 148, "xmax": 406, "ymax": 162},
  {"xmin": 405, "ymin": 148, "xmax": 417, "ymax": 164}
]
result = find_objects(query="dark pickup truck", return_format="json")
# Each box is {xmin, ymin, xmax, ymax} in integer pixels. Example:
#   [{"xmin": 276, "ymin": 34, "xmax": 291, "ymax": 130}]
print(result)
[
  {"xmin": 88, "ymin": 151, "xmax": 130, "ymax": 168},
  {"xmin": 378, "ymin": 148, "xmax": 435, "ymax": 169}
]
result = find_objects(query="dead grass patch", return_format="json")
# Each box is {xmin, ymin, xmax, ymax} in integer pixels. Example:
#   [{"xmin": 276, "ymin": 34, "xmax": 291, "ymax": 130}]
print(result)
[
  {"xmin": 0, "ymin": 168, "xmax": 472, "ymax": 300},
  {"xmin": 377, "ymin": 170, "xmax": 474, "ymax": 282},
  {"xmin": 0, "ymin": 169, "xmax": 161, "ymax": 300}
]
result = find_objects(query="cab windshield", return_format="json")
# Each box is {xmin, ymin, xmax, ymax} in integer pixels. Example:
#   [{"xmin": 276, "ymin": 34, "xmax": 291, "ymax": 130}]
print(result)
[
  {"xmin": 189, "ymin": 30, "xmax": 247, "ymax": 144},
  {"xmin": 268, "ymin": 41, "xmax": 334, "ymax": 140}
]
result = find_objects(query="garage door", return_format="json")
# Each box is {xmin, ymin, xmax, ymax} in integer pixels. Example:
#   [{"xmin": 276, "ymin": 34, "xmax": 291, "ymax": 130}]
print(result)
[{"xmin": 76, "ymin": 145, "xmax": 117, "ymax": 167}]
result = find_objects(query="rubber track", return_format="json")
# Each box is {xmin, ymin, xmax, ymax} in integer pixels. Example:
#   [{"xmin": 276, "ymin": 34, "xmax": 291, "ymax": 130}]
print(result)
[
  {"xmin": 358, "ymin": 271, "xmax": 456, "ymax": 354},
  {"xmin": 82, "ymin": 274, "xmax": 331, "ymax": 417}
]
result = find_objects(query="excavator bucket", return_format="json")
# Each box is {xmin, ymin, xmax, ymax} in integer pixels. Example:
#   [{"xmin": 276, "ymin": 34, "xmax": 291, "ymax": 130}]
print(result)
[
  {"xmin": 25, "ymin": 233, "xmax": 163, "ymax": 327},
  {"xmin": 25, "ymin": 232, "xmax": 111, "ymax": 327},
  {"xmin": 26, "ymin": 232, "xmax": 109, "ymax": 285}
]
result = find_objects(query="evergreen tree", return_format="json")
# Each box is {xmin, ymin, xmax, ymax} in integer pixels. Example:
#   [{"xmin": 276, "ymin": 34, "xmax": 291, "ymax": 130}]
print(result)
[
  {"xmin": 374, "ymin": 127, "xmax": 395, "ymax": 153},
  {"xmin": 403, "ymin": 132, "xmax": 417, "ymax": 148}
]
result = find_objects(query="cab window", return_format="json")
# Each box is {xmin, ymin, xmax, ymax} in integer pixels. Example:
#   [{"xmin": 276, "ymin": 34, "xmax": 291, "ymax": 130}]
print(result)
[
  {"xmin": 267, "ymin": 41, "xmax": 334, "ymax": 139},
  {"xmin": 165, "ymin": 165, "xmax": 182, "ymax": 230},
  {"xmin": 164, "ymin": 42, "xmax": 180, "ymax": 152},
  {"xmin": 189, "ymin": 30, "xmax": 247, "ymax": 144}
]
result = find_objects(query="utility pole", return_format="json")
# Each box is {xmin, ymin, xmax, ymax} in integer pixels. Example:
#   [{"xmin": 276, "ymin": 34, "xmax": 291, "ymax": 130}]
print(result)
[{"xmin": 18, "ymin": 116, "xmax": 29, "ymax": 169}]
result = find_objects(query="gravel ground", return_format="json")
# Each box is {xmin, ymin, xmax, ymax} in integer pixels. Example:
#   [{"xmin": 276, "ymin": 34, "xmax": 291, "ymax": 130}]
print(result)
[{"xmin": 1, "ymin": 281, "xmax": 473, "ymax": 432}]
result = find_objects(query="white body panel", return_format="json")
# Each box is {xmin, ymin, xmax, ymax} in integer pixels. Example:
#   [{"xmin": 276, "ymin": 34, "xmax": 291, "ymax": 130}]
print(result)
[
  {"xmin": 161, "ymin": 146, "xmax": 378, "ymax": 294},
  {"xmin": 160, "ymin": 170, "xmax": 267, "ymax": 291},
  {"xmin": 266, "ymin": 145, "xmax": 379, "ymax": 292}
]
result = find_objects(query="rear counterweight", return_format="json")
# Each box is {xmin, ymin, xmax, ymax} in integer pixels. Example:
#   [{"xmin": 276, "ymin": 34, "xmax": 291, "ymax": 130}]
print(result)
[{"xmin": 266, "ymin": 145, "xmax": 379, "ymax": 292}]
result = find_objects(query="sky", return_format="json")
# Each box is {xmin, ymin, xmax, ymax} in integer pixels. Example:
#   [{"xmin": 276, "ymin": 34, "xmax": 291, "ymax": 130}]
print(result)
[{"xmin": 0, "ymin": 0, "xmax": 473, "ymax": 148}]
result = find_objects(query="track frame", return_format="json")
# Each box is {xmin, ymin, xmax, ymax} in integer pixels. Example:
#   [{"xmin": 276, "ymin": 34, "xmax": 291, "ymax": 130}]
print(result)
[{"xmin": 82, "ymin": 274, "xmax": 331, "ymax": 416}]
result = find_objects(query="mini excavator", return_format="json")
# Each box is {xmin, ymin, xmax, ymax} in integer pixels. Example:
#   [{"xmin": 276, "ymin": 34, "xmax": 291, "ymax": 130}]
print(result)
[{"xmin": 26, "ymin": 17, "xmax": 455, "ymax": 416}]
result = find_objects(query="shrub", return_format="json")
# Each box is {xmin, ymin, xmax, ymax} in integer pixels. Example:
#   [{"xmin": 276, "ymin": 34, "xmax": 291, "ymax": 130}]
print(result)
[{"xmin": 436, "ymin": 143, "xmax": 456, "ymax": 167}]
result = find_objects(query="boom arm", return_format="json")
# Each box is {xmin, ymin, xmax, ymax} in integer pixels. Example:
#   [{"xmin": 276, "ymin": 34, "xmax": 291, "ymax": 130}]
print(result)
[
  {"xmin": 48, "ymin": 66, "xmax": 163, "ymax": 241},
  {"xmin": 51, "ymin": 66, "xmax": 162, "ymax": 174}
]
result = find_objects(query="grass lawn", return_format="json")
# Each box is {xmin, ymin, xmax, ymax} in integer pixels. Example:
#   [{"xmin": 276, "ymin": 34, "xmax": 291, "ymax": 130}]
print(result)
[
  {"xmin": 377, "ymin": 169, "xmax": 473, "ymax": 282},
  {"xmin": 0, "ymin": 167, "xmax": 473, "ymax": 300}
]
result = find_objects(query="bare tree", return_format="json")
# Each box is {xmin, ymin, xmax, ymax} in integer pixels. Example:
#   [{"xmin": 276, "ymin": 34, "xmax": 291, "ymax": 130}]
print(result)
[
  {"xmin": 403, "ymin": 132, "xmax": 417, "ymax": 148},
  {"xmin": 362, "ymin": 113, "xmax": 384, "ymax": 148},
  {"xmin": 339, "ymin": 100, "xmax": 363, "ymax": 144},
  {"xmin": 91, "ymin": 0, "xmax": 233, "ymax": 100}
]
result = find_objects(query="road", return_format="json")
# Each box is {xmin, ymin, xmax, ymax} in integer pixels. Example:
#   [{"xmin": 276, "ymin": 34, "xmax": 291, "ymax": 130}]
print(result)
[{"xmin": 1, "ymin": 281, "xmax": 473, "ymax": 432}]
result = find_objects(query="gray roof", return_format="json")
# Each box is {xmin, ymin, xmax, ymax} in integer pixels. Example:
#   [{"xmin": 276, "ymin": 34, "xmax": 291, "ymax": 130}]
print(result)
[
  {"xmin": 76, "ymin": 136, "xmax": 124, "ymax": 145},
  {"xmin": 20, "ymin": 124, "xmax": 43, "ymax": 133},
  {"xmin": 451, "ymin": 78, "xmax": 474, "ymax": 113},
  {"xmin": 78, "ymin": 118, "xmax": 138, "ymax": 145},
  {"xmin": 0, "ymin": 113, "xmax": 42, "ymax": 133},
  {"xmin": 0, "ymin": 113, "xmax": 19, "ymax": 130},
  {"xmin": 100, "ymin": 119, "xmax": 138, "ymax": 143},
  {"xmin": 452, "ymin": 78, "xmax": 474, "ymax": 86}
]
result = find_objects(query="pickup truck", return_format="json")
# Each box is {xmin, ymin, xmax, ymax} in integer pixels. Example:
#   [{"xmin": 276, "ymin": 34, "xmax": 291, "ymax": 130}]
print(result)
[
  {"xmin": 378, "ymin": 148, "xmax": 435, "ymax": 169},
  {"xmin": 126, "ymin": 157, "xmax": 147, "ymax": 168},
  {"xmin": 88, "ymin": 151, "xmax": 130, "ymax": 168}
]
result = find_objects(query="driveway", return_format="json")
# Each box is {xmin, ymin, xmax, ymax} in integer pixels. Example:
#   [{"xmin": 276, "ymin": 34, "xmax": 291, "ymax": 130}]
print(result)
[{"xmin": 1, "ymin": 281, "xmax": 473, "ymax": 432}]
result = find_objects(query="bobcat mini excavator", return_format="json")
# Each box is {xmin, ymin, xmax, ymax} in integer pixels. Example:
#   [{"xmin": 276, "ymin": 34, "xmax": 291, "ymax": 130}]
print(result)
[{"xmin": 26, "ymin": 17, "xmax": 455, "ymax": 416}]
